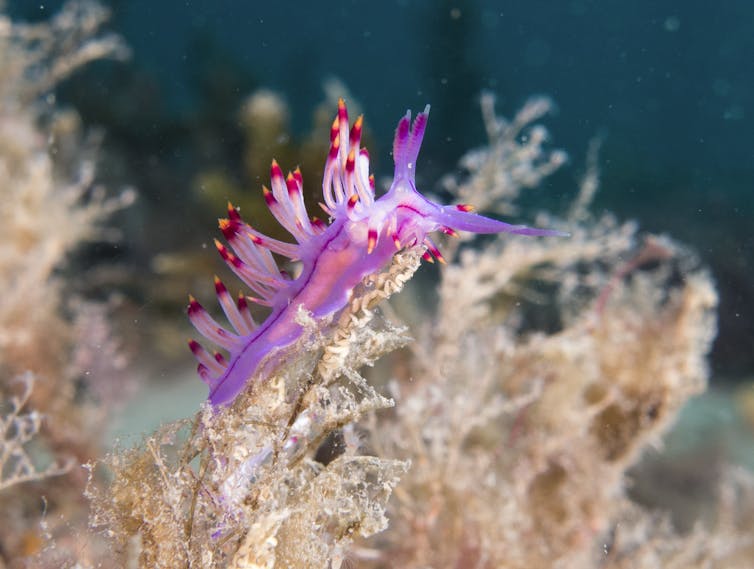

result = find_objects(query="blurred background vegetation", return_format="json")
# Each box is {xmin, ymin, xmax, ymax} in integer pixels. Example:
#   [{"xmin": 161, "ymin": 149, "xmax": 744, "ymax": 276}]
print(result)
[{"xmin": 6, "ymin": 0, "xmax": 752, "ymax": 378}]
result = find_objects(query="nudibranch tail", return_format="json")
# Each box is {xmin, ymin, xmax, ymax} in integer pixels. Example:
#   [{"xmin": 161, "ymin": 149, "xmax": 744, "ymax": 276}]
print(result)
[{"xmin": 189, "ymin": 98, "xmax": 564, "ymax": 406}]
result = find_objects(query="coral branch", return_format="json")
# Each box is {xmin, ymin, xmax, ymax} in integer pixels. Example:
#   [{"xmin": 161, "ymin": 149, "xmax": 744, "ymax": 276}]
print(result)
[{"xmin": 1, "ymin": 374, "xmax": 72, "ymax": 492}]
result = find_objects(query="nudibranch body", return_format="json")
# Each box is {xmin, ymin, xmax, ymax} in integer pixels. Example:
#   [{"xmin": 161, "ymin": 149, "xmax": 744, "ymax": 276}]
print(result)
[{"xmin": 189, "ymin": 100, "xmax": 561, "ymax": 406}]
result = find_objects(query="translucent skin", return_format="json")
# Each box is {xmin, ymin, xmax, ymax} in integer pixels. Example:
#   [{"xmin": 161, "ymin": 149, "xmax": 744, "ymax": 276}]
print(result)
[{"xmin": 188, "ymin": 101, "xmax": 562, "ymax": 406}]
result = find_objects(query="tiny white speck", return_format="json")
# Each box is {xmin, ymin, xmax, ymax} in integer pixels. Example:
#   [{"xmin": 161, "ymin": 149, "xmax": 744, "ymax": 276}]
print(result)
[{"xmin": 664, "ymin": 16, "xmax": 680, "ymax": 32}]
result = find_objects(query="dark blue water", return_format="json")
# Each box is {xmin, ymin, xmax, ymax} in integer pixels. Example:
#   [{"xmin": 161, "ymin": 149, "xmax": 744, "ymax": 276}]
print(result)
[{"xmin": 11, "ymin": 0, "xmax": 754, "ymax": 376}]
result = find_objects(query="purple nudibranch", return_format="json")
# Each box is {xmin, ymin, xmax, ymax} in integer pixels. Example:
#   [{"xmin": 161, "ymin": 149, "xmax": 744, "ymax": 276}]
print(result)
[{"xmin": 188, "ymin": 99, "xmax": 563, "ymax": 406}]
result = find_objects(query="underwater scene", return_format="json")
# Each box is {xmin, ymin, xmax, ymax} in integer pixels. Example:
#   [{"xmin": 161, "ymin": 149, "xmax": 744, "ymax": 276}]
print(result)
[{"xmin": 1, "ymin": 0, "xmax": 753, "ymax": 567}]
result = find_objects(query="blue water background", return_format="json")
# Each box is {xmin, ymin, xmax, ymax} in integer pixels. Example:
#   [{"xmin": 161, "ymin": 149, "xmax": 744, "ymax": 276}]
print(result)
[{"xmin": 9, "ymin": 0, "xmax": 754, "ymax": 376}]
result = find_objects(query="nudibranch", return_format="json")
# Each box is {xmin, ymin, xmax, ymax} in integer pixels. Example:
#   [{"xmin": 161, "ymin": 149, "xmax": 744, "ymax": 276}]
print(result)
[{"xmin": 189, "ymin": 99, "xmax": 562, "ymax": 406}]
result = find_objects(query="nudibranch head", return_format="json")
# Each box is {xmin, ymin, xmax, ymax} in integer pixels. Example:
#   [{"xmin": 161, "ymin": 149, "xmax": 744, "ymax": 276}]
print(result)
[{"xmin": 189, "ymin": 99, "xmax": 563, "ymax": 406}]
